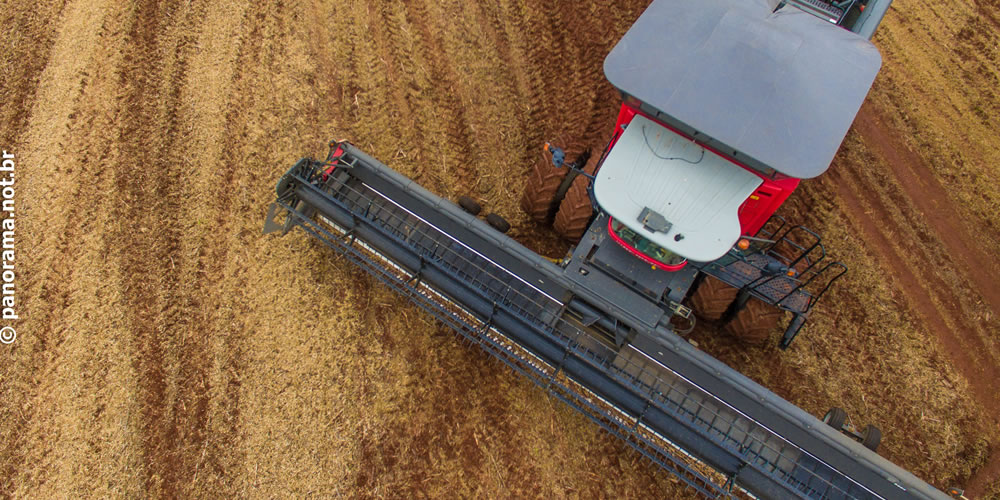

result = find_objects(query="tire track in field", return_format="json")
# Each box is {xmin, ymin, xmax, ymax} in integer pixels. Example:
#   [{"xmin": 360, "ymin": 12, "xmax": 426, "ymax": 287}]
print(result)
[
  {"xmin": 872, "ymin": 2, "xmax": 1000, "ymax": 252},
  {"xmin": 172, "ymin": 1, "xmax": 254, "ymax": 494},
  {"xmin": 513, "ymin": 0, "xmax": 643, "ymax": 152},
  {"xmin": 211, "ymin": 1, "xmax": 368, "ymax": 494},
  {"xmin": 398, "ymin": 0, "xmax": 481, "ymax": 198},
  {"xmin": 831, "ymin": 161, "xmax": 1000, "ymax": 408},
  {"xmin": 855, "ymin": 106, "xmax": 1000, "ymax": 348},
  {"xmin": 302, "ymin": 0, "xmax": 366, "ymax": 149},
  {"xmin": 5, "ymin": 0, "xmax": 116, "ymax": 362},
  {"xmin": 107, "ymin": 0, "xmax": 204, "ymax": 496},
  {"xmin": 191, "ymin": 1, "xmax": 312, "ymax": 489},
  {"xmin": 491, "ymin": 0, "xmax": 550, "ymax": 152},
  {"xmin": 331, "ymin": 1, "xmax": 414, "ymax": 167},
  {"xmin": 827, "ymin": 157, "xmax": 997, "ymax": 489},
  {"xmin": 0, "ymin": 7, "xmax": 74, "ymax": 482},
  {"xmin": 846, "ymin": 106, "xmax": 1000, "ymax": 497},
  {"xmin": 0, "ymin": 1, "xmax": 130, "ymax": 495},
  {"xmin": 515, "ymin": 0, "xmax": 565, "ymax": 145},
  {"xmin": 540, "ymin": 1, "xmax": 616, "ymax": 145},
  {"xmin": 423, "ymin": 0, "xmax": 533, "ymax": 214},
  {"xmin": 154, "ymin": 0, "xmax": 318, "ymax": 493},
  {"xmin": 367, "ymin": 1, "xmax": 435, "ymax": 180},
  {"xmin": 0, "ymin": 0, "xmax": 67, "ymax": 146},
  {"xmin": 140, "ymin": 1, "xmax": 225, "ymax": 495},
  {"xmin": 837, "ymin": 110, "xmax": 1000, "ymax": 418},
  {"xmin": 975, "ymin": 0, "xmax": 1000, "ymax": 30}
]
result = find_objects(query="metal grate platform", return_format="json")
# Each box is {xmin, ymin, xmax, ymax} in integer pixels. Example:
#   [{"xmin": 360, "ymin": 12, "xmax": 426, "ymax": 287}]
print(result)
[{"xmin": 706, "ymin": 254, "xmax": 812, "ymax": 313}]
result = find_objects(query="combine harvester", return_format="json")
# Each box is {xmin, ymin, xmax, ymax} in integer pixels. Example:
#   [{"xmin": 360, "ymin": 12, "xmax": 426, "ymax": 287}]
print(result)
[{"xmin": 265, "ymin": 0, "xmax": 953, "ymax": 497}]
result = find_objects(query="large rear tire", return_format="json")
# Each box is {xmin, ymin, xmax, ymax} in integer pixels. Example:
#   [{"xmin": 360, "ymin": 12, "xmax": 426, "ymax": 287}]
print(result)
[
  {"xmin": 520, "ymin": 141, "xmax": 585, "ymax": 223},
  {"xmin": 724, "ymin": 297, "xmax": 783, "ymax": 344},
  {"xmin": 553, "ymin": 150, "xmax": 598, "ymax": 242},
  {"xmin": 689, "ymin": 276, "xmax": 739, "ymax": 321}
]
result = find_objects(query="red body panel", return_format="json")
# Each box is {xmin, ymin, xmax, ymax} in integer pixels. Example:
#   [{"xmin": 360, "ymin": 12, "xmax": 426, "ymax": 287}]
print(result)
[{"xmin": 604, "ymin": 103, "xmax": 799, "ymax": 237}]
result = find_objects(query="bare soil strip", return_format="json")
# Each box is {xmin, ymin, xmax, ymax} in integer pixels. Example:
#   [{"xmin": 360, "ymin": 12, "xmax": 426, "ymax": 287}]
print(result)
[
  {"xmin": 845, "ymin": 105, "xmax": 1000, "ymax": 497},
  {"xmin": 854, "ymin": 106, "xmax": 1000, "ymax": 336}
]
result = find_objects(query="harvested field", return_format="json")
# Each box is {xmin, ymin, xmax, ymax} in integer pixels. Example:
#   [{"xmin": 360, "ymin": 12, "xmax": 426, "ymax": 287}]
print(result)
[{"xmin": 1, "ymin": 0, "xmax": 998, "ymax": 498}]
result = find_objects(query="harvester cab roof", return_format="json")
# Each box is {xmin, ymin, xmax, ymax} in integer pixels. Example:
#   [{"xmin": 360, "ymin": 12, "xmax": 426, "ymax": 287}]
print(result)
[
  {"xmin": 604, "ymin": 0, "xmax": 884, "ymax": 179},
  {"xmin": 594, "ymin": 0, "xmax": 886, "ymax": 262}
]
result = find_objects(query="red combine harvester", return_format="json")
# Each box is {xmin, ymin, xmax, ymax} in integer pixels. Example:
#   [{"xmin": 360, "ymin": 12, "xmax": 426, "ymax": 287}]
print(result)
[
  {"xmin": 266, "ymin": 0, "xmax": 955, "ymax": 497},
  {"xmin": 522, "ymin": 0, "xmax": 884, "ymax": 348}
]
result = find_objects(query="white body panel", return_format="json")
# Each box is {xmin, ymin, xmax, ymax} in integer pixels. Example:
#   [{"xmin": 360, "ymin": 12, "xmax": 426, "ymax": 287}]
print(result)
[{"xmin": 594, "ymin": 115, "xmax": 762, "ymax": 262}]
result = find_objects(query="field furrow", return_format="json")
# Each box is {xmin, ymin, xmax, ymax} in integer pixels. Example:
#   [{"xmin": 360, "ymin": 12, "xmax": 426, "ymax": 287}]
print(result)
[{"xmin": 2, "ymin": 0, "xmax": 999, "ymax": 497}]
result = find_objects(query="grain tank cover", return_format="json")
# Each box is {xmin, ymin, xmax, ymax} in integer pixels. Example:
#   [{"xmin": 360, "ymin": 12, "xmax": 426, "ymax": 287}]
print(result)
[
  {"xmin": 595, "ymin": 114, "xmax": 763, "ymax": 262},
  {"xmin": 604, "ymin": 0, "xmax": 882, "ymax": 178}
]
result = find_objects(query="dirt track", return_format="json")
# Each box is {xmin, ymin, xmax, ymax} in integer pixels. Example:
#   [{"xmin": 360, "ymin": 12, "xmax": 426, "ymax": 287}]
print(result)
[{"xmin": 2, "ymin": 0, "xmax": 999, "ymax": 498}]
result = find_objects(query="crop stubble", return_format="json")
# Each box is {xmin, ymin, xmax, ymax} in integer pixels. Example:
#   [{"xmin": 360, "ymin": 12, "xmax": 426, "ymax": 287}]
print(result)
[{"xmin": 1, "ymin": 0, "xmax": 999, "ymax": 498}]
